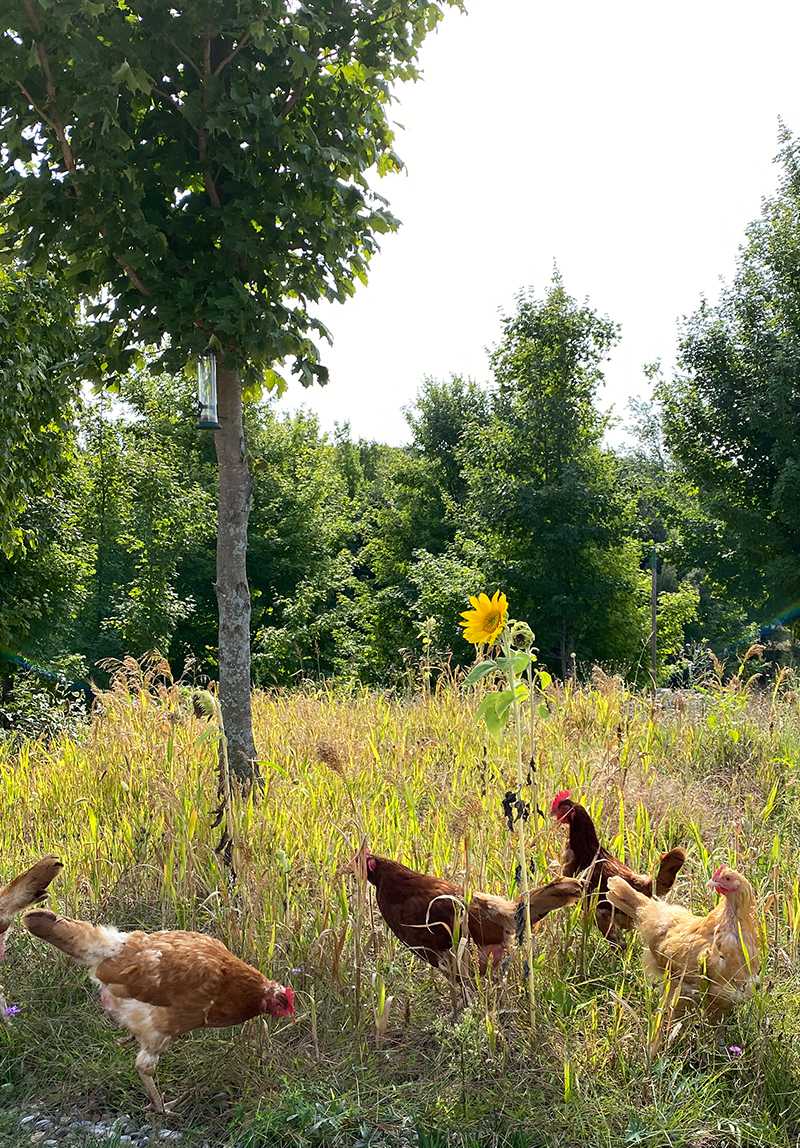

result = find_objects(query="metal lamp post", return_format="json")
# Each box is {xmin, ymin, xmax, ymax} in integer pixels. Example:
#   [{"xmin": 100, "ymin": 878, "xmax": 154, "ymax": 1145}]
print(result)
[{"xmin": 197, "ymin": 352, "xmax": 221, "ymax": 430}]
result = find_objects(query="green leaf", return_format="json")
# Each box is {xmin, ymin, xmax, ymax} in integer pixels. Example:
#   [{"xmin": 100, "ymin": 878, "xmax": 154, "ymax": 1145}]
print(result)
[
  {"xmin": 263, "ymin": 368, "xmax": 288, "ymax": 397},
  {"xmin": 475, "ymin": 692, "xmax": 509, "ymax": 743},
  {"xmin": 494, "ymin": 652, "xmax": 533, "ymax": 676},
  {"xmin": 463, "ymin": 659, "xmax": 498, "ymax": 686},
  {"xmin": 537, "ymin": 670, "xmax": 553, "ymax": 689},
  {"xmin": 112, "ymin": 59, "xmax": 135, "ymax": 88},
  {"xmin": 474, "ymin": 687, "xmax": 526, "ymax": 742}
]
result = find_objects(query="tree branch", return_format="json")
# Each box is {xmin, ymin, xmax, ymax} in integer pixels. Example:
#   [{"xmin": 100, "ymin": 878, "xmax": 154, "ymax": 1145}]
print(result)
[
  {"xmin": 212, "ymin": 33, "xmax": 250, "ymax": 77},
  {"xmin": 280, "ymin": 77, "xmax": 310, "ymax": 119},
  {"xmin": 113, "ymin": 254, "xmax": 152, "ymax": 297},
  {"xmin": 198, "ymin": 31, "xmax": 222, "ymax": 209},
  {"xmin": 15, "ymin": 80, "xmax": 56, "ymax": 133},
  {"xmin": 198, "ymin": 127, "xmax": 222, "ymax": 208},
  {"xmin": 23, "ymin": 0, "xmax": 77, "ymax": 174},
  {"xmin": 169, "ymin": 38, "xmax": 202, "ymax": 79}
]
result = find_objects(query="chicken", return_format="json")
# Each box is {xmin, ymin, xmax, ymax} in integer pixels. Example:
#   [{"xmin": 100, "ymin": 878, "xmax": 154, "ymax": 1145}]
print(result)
[
  {"xmin": 606, "ymin": 865, "xmax": 759, "ymax": 1018},
  {"xmin": 23, "ymin": 909, "xmax": 295, "ymax": 1114},
  {"xmin": 550, "ymin": 789, "xmax": 686, "ymax": 944},
  {"xmin": 351, "ymin": 846, "xmax": 582, "ymax": 974},
  {"xmin": 0, "ymin": 856, "xmax": 62, "ymax": 961}
]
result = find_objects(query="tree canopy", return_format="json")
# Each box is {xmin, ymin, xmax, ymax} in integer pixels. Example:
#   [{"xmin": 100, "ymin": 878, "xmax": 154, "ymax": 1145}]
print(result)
[
  {"xmin": 661, "ymin": 128, "xmax": 800, "ymax": 634},
  {"xmin": 1, "ymin": 0, "xmax": 461, "ymax": 387}
]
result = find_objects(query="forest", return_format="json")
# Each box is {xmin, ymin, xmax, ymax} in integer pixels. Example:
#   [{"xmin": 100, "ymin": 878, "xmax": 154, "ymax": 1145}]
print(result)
[{"xmin": 3, "ymin": 130, "xmax": 800, "ymax": 720}]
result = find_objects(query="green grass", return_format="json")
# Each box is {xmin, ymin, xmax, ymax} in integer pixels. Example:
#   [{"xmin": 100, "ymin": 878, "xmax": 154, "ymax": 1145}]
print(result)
[{"xmin": 3, "ymin": 659, "xmax": 800, "ymax": 1146}]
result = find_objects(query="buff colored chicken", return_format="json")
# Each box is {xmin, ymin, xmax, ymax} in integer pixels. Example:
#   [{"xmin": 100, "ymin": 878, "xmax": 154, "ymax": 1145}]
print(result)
[
  {"xmin": 606, "ymin": 864, "xmax": 759, "ymax": 1018},
  {"xmin": 24, "ymin": 909, "xmax": 294, "ymax": 1113}
]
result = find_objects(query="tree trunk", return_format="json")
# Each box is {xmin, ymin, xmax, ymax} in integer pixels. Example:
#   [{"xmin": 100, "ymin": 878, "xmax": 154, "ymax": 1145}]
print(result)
[
  {"xmin": 559, "ymin": 617, "xmax": 575, "ymax": 681},
  {"xmin": 650, "ymin": 545, "xmax": 658, "ymax": 691},
  {"xmin": 214, "ymin": 364, "xmax": 259, "ymax": 787}
]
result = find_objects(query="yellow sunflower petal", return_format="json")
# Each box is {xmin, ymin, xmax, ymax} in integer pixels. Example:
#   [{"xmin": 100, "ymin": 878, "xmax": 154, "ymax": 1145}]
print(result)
[{"xmin": 459, "ymin": 590, "xmax": 509, "ymax": 646}]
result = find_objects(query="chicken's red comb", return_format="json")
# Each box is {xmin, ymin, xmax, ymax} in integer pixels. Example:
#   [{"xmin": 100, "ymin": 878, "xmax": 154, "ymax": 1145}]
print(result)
[
  {"xmin": 711, "ymin": 865, "xmax": 726, "ymax": 881},
  {"xmin": 550, "ymin": 789, "xmax": 572, "ymax": 814}
]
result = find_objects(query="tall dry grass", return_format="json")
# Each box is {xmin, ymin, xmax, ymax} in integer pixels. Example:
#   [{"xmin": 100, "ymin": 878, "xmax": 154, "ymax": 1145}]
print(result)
[{"xmin": 2, "ymin": 658, "xmax": 800, "ymax": 1145}]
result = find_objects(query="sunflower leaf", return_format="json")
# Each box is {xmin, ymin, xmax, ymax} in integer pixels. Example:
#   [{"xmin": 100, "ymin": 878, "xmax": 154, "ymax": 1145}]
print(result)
[
  {"xmin": 464, "ymin": 660, "xmax": 498, "ymax": 686},
  {"xmin": 475, "ymin": 687, "xmax": 527, "ymax": 742},
  {"xmin": 475, "ymin": 692, "xmax": 509, "ymax": 742},
  {"xmin": 536, "ymin": 670, "xmax": 553, "ymax": 690},
  {"xmin": 494, "ymin": 653, "xmax": 534, "ymax": 676}
]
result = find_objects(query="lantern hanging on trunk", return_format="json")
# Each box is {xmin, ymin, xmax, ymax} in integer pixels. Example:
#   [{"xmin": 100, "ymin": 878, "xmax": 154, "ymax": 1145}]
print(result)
[{"xmin": 197, "ymin": 352, "xmax": 220, "ymax": 430}]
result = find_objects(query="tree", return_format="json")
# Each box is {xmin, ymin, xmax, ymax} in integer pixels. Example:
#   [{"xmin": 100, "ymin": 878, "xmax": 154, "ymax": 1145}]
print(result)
[
  {"xmin": 660, "ymin": 127, "xmax": 800, "ymax": 650},
  {"xmin": 463, "ymin": 276, "xmax": 643, "ymax": 676},
  {"xmin": 620, "ymin": 393, "xmax": 753, "ymax": 660},
  {"xmin": 0, "ymin": 0, "xmax": 460, "ymax": 782},
  {"xmin": 0, "ymin": 267, "xmax": 79, "ymax": 556},
  {"xmin": 406, "ymin": 375, "xmax": 488, "ymax": 504}
]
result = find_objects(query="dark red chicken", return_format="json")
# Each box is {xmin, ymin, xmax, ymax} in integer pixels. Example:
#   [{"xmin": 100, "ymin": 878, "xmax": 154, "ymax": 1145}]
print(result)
[
  {"xmin": 352, "ymin": 845, "xmax": 581, "ymax": 973},
  {"xmin": 550, "ymin": 789, "xmax": 686, "ymax": 944}
]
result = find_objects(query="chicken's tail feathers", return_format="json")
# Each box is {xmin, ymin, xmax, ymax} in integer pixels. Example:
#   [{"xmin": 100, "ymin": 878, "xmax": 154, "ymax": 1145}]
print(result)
[
  {"xmin": 515, "ymin": 876, "xmax": 583, "ymax": 943},
  {"xmin": 0, "ymin": 856, "xmax": 63, "ymax": 923},
  {"xmin": 606, "ymin": 876, "xmax": 651, "ymax": 920},
  {"xmin": 23, "ymin": 909, "xmax": 124, "ymax": 965},
  {"xmin": 655, "ymin": 847, "xmax": 687, "ymax": 897}
]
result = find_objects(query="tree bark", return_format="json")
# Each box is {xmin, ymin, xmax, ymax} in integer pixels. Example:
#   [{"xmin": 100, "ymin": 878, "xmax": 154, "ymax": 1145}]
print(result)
[{"xmin": 214, "ymin": 364, "xmax": 259, "ymax": 787}]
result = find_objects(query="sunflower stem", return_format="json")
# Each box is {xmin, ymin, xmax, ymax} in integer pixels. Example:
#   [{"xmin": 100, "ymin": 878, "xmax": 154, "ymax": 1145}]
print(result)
[{"xmin": 501, "ymin": 630, "xmax": 537, "ymax": 1031}]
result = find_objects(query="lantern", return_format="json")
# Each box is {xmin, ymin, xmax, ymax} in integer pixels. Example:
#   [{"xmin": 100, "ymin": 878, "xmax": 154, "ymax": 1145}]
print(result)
[{"xmin": 197, "ymin": 352, "xmax": 220, "ymax": 430}]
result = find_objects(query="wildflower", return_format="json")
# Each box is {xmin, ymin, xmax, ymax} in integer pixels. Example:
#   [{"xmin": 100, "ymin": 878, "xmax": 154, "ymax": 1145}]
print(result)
[
  {"xmin": 459, "ymin": 591, "xmax": 508, "ymax": 646},
  {"xmin": 2, "ymin": 1004, "xmax": 21, "ymax": 1019},
  {"xmin": 727, "ymin": 1044, "xmax": 744, "ymax": 1058}
]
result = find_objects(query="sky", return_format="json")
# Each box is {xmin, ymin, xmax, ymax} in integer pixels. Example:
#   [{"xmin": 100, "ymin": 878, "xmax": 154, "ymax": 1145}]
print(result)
[{"xmin": 282, "ymin": 0, "xmax": 800, "ymax": 445}]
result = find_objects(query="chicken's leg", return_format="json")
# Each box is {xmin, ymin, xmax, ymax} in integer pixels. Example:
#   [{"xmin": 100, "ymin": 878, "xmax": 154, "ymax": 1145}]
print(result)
[
  {"xmin": 595, "ymin": 902, "xmax": 624, "ymax": 947},
  {"xmin": 135, "ymin": 1048, "xmax": 167, "ymax": 1115}
]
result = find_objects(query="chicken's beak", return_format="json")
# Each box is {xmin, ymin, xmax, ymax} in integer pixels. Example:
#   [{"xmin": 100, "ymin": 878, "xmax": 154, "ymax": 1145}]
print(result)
[
  {"xmin": 336, "ymin": 838, "xmax": 370, "ymax": 881},
  {"xmin": 706, "ymin": 878, "xmax": 720, "ymax": 893},
  {"xmin": 335, "ymin": 852, "xmax": 364, "ymax": 882}
]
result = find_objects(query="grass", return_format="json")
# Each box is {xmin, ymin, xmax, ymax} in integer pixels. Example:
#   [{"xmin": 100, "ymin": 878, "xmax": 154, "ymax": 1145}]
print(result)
[{"xmin": 3, "ymin": 657, "xmax": 800, "ymax": 1146}]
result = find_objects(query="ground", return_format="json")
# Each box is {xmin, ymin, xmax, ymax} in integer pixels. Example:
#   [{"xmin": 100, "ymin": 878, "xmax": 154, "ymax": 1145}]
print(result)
[{"xmin": 2, "ymin": 661, "xmax": 799, "ymax": 1147}]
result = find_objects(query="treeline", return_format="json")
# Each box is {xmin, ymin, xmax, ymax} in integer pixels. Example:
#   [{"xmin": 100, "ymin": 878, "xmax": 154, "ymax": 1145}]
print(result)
[{"xmin": 4, "ymin": 137, "xmax": 800, "ymax": 695}]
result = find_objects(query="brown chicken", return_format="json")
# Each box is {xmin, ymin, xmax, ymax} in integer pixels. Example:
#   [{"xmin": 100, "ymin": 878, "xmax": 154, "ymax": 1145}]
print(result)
[
  {"xmin": 551, "ymin": 789, "xmax": 686, "ymax": 944},
  {"xmin": 607, "ymin": 865, "xmax": 759, "ymax": 1018},
  {"xmin": 352, "ymin": 846, "xmax": 582, "ymax": 973},
  {"xmin": 0, "ymin": 856, "xmax": 62, "ymax": 961},
  {"xmin": 24, "ymin": 909, "xmax": 295, "ymax": 1113}
]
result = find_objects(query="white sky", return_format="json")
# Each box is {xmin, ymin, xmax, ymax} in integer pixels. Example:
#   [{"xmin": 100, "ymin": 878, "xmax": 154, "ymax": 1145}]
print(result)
[{"xmin": 281, "ymin": 0, "xmax": 800, "ymax": 445}]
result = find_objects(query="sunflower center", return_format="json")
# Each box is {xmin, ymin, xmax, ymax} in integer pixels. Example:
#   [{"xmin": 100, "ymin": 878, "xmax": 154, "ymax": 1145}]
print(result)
[{"xmin": 484, "ymin": 610, "xmax": 500, "ymax": 632}]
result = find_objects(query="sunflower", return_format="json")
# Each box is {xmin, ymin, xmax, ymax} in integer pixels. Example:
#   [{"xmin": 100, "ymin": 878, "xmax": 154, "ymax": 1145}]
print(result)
[{"xmin": 460, "ymin": 591, "xmax": 508, "ymax": 646}]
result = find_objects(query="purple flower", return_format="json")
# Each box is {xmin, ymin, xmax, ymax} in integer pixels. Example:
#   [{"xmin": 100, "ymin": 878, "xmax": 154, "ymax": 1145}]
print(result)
[
  {"xmin": 727, "ymin": 1044, "xmax": 743, "ymax": 1058},
  {"xmin": 2, "ymin": 1004, "xmax": 21, "ymax": 1018}
]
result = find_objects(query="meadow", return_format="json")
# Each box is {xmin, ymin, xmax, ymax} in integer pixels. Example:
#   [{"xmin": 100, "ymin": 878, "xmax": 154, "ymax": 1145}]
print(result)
[{"xmin": 2, "ymin": 657, "xmax": 800, "ymax": 1148}]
